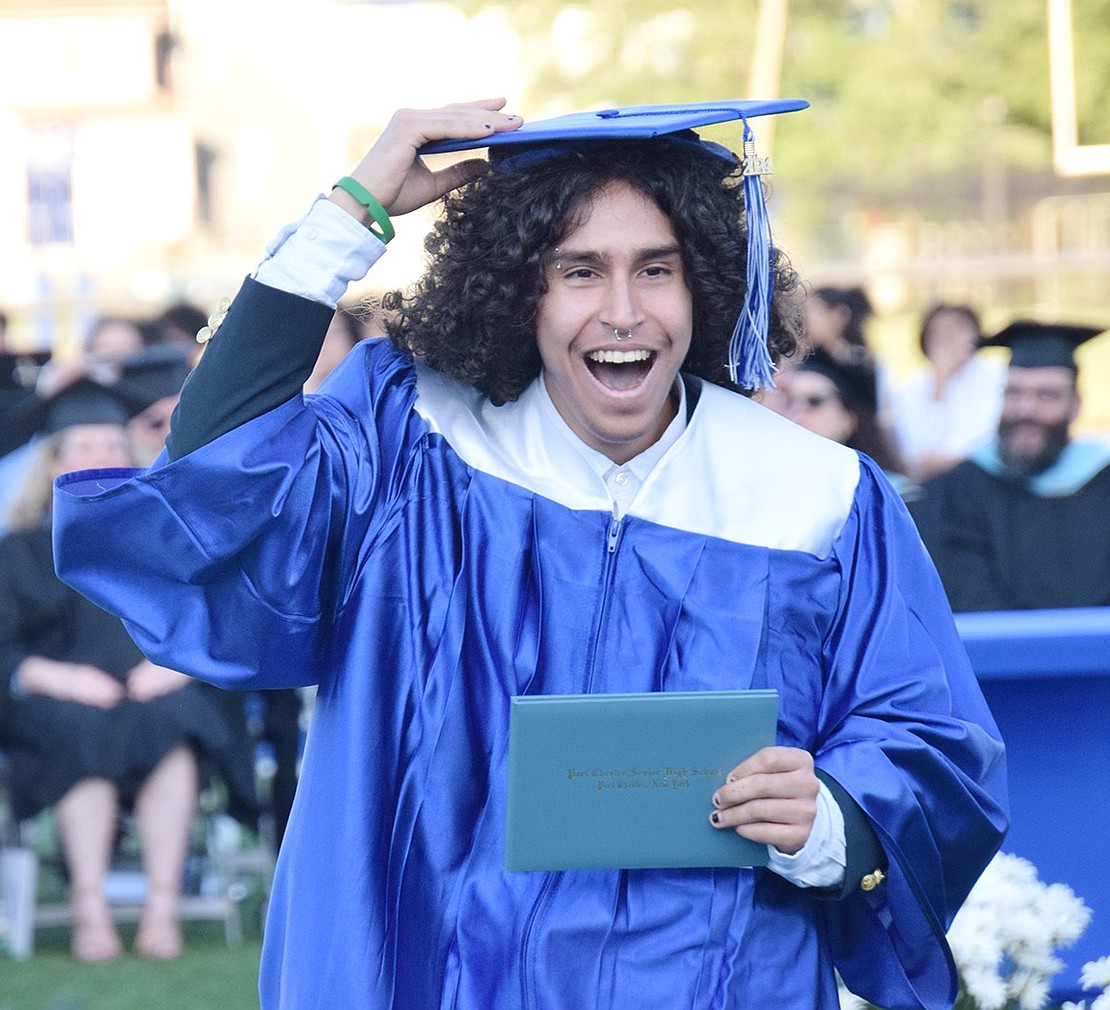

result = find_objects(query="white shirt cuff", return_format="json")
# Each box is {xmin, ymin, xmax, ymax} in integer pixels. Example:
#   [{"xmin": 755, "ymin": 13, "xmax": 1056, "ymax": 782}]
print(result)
[
  {"xmin": 765, "ymin": 780, "xmax": 847, "ymax": 889},
  {"xmin": 252, "ymin": 196, "xmax": 386, "ymax": 308}
]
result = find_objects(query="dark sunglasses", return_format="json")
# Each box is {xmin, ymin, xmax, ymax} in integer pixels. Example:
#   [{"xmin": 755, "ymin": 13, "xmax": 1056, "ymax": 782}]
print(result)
[{"xmin": 789, "ymin": 394, "xmax": 839, "ymax": 410}]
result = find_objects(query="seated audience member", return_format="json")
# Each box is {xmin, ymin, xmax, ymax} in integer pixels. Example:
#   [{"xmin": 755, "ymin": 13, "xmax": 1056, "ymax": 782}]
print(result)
[
  {"xmin": 0, "ymin": 308, "xmax": 51, "ymax": 468},
  {"xmin": 4, "ymin": 314, "xmax": 150, "ymax": 531},
  {"xmin": 246, "ymin": 686, "xmax": 302, "ymax": 851},
  {"xmin": 34, "ymin": 314, "xmax": 147, "ymax": 400},
  {"xmin": 0, "ymin": 379, "xmax": 258, "ymax": 962},
  {"xmin": 113, "ymin": 345, "xmax": 196, "ymax": 467},
  {"xmin": 791, "ymin": 285, "xmax": 899, "ymax": 426},
  {"xmin": 912, "ymin": 320, "xmax": 1110, "ymax": 611},
  {"xmin": 800, "ymin": 286, "xmax": 874, "ymax": 367},
  {"xmin": 774, "ymin": 353, "xmax": 910, "ymax": 494},
  {"xmin": 889, "ymin": 304, "xmax": 1005, "ymax": 483},
  {"xmin": 82, "ymin": 315, "xmax": 147, "ymax": 363},
  {"xmin": 147, "ymin": 302, "xmax": 208, "ymax": 354},
  {"xmin": 0, "ymin": 308, "xmax": 51, "ymax": 417}
]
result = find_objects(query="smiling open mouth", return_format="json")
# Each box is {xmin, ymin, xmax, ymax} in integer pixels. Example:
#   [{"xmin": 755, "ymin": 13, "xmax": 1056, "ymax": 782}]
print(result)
[{"xmin": 585, "ymin": 348, "xmax": 655, "ymax": 391}]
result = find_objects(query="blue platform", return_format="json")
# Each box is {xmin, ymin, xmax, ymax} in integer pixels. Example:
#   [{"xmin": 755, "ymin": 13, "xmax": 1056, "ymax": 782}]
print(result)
[{"xmin": 955, "ymin": 606, "xmax": 1110, "ymax": 1002}]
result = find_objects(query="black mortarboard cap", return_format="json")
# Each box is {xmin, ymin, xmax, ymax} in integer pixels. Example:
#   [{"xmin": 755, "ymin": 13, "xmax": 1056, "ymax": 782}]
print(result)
[
  {"xmin": 797, "ymin": 349, "xmax": 879, "ymax": 415},
  {"xmin": 421, "ymin": 99, "xmax": 810, "ymax": 392},
  {"xmin": 7, "ymin": 375, "xmax": 154, "ymax": 451},
  {"xmin": 111, "ymin": 344, "xmax": 194, "ymax": 404},
  {"xmin": 980, "ymin": 320, "xmax": 1106, "ymax": 370}
]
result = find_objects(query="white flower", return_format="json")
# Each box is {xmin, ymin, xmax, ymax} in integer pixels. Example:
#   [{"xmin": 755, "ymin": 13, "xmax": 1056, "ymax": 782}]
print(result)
[
  {"xmin": 948, "ymin": 852, "xmax": 1092, "ymax": 1009},
  {"xmin": 1083, "ymin": 956, "xmax": 1110, "ymax": 991},
  {"xmin": 961, "ymin": 963, "xmax": 1008, "ymax": 1010},
  {"xmin": 1014, "ymin": 973, "xmax": 1050, "ymax": 1009},
  {"xmin": 842, "ymin": 852, "xmax": 1095, "ymax": 1010},
  {"xmin": 1039, "ymin": 883, "xmax": 1094, "ymax": 945}
]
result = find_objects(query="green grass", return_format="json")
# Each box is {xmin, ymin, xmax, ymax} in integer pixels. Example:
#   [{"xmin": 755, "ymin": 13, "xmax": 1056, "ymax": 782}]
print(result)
[
  {"xmin": 0, "ymin": 924, "xmax": 263, "ymax": 1010},
  {"xmin": 0, "ymin": 807, "xmax": 269, "ymax": 1010}
]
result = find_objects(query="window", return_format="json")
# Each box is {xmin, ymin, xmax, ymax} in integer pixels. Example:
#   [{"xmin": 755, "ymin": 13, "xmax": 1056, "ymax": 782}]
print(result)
[{"xmin": 26, "ymin": 125, "xmax": 75, "ymax": 247}]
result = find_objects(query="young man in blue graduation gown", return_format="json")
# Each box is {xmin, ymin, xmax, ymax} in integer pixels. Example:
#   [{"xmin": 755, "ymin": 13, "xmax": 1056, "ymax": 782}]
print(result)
[{"xmin": 53, "ymin": 100, "xmax": 1007, "ymax": 1009}]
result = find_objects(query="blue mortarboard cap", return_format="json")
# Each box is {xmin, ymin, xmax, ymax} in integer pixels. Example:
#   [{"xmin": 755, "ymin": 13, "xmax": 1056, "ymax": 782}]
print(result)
[
  {"xmin": 421, "ymin": 99, "xmax": 810, "ymax": 390},
  {"xmin": 980, "ymin": 320, "xmax": 1106, "ymax": 371},
  {"xmin": 420, "ymin": 99, "xmax": 809, "ymax": 155}
]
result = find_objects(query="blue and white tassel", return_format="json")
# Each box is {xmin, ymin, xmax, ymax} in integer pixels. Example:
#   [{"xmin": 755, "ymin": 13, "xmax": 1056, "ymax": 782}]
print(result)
[{"xmin": 727, "ymin": 119, "xmax": 777, "ymax": 390}]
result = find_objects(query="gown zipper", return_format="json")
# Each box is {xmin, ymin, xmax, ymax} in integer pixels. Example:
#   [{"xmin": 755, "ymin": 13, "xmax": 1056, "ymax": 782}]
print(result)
[
  {"xmin": 520, "ymin": 506, "xmax": 625, "ymax": 1008},
  {"xmin": 585, "ymin": 505, "xmax": 623, "ymax": 693}
]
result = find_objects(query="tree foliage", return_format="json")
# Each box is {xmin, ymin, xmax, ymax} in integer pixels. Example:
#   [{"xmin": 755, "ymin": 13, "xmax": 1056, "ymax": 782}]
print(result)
[{"xmin": 456, "ymin": 0, "xmax": 1110, "ymax": 239}]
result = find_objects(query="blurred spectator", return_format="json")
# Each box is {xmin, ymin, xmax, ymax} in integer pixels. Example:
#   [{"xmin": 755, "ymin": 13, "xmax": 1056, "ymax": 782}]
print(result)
[
  {"xmin": 147, "ymin": 302, "xmax": 207, "ymax": 364},
  {"xmin": 889, "ymin": 304, "xmax": 1005, "ymax": 483},
  {"xmin": 800, "ymin": 286, "xmax": 875, "ymax": 367},
  {"xmin": 1, "ymin": 310, "xmax": 51, "ymax": 458},
  {"xmin": 35, "ymin": 314, "xmax": 146, "ymax": 399},
  {"xmin": 113, "ymin": 345, "xmax": 195, "ymax": 467},
  {"xmin": 3, "ymin": 314, "xmax": 193, "ymax": 530},
  {"xmin": 0, "ymin": 378, "xmax": 258, "ymax": 962},
  {"xmin": 911, "ymin": 320, "xmax": 1110, "ymax": 611},
  {"xmin": 84, "ymin": 316, "xmax": 146, "ymax": 361},
  {"xmin": 3, "ymin": 340, "xmax": 191, "ymax": 528},
  {"xmin": 149, "ymin": 301, "xmax": 206, "ymax": 345},
  {"xmin": 248, "ymin": 686, "xmax": 302, "ymax": 852},
  {"xmin": 790, "ymin": 285, "xmax": 903, "ymax": 424},
  {"xmin": 772, "ymin": 352, "xmax": 910, "ymax": 494}
]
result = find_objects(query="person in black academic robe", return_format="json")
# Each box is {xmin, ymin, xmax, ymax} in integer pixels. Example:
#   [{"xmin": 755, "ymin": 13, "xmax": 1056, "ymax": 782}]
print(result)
[
  {"xmin": 0, "ymin": 380, "xmax": 258, "ymax": 963},
  {"xmin": 911, "ymin": 320, "xmax": 1110, "ymax": 612}
]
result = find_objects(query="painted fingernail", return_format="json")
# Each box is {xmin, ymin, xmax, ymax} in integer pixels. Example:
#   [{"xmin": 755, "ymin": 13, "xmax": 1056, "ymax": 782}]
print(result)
[
  {"xmin": 726, "ymin": 775, "xmax": 738, "ymax": 784},
  {"xmin": 712, "ymin": 793, "xmax": 722, "ymax": 808},
  {"xmin": 710, "ymin": 811, "xmax": 721, "ymax": 825}
]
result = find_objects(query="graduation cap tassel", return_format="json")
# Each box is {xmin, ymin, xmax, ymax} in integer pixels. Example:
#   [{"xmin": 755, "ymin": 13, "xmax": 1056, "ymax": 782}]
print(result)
[{"xmin": 728, "ymin": 121, "xmax": 777, "ymax": 390}]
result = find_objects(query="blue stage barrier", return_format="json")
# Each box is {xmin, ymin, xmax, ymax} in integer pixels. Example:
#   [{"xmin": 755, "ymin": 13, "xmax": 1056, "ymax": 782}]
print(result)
[{"xmin": 955, "ymin": 606, "xmax": 1110, "ymax": 1002}]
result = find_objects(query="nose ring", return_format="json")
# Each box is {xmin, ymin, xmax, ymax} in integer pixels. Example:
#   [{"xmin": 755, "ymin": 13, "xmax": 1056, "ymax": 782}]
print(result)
[{"xmin": 613, "ymin": 328, "xmax": 634, "ymax": 342}]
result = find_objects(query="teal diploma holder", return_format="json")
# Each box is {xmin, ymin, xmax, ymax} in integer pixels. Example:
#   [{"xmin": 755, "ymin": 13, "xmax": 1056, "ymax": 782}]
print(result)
[{"xmin": 504, "ymin": 690, "xmax": 779, "ymax": 872}]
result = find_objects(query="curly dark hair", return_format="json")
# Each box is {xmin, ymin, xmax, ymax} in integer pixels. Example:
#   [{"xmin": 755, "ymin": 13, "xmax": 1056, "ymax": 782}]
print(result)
[{"xmin": 383, "ymin": 139, "xmax": 803, "ymax": 406}]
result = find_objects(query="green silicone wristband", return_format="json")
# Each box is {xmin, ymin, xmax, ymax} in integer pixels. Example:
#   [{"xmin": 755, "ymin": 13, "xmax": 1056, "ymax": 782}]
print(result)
[{"xmin": 332, "ymin": 176, "xmax": 395, "ymax": 244}]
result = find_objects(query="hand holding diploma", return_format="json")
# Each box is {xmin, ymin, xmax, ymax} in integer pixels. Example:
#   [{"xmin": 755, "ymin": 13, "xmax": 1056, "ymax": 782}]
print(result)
[{"xmin": 710, "ymin": 746, "xmax": 819, "ymax": 855}]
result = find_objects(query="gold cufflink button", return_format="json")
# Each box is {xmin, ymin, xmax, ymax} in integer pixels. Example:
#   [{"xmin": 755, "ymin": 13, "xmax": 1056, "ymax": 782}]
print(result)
[
  {"xmin": 197, "ymin": 297, "xmax": 232, "ymax": 344},
  {"xmin": 861, "ymin": 869, "xmax": 885, "ymax": 892}
]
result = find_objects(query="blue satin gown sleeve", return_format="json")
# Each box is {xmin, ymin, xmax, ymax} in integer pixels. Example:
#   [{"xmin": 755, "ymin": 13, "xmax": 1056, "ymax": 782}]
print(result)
[
  {"xmin": 53, "ymin": 279, "xmax": 419, "ymax": 690},
  {"xmin": 812, "ymin": 456, "xmax": 1008, "ymax": 1009}
]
